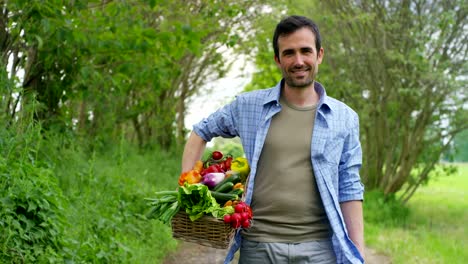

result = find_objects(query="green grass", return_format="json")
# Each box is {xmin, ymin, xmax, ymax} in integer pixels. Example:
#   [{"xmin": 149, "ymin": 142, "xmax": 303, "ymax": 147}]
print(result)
[
  {"xmin": 365, "ymin": 164, "xmax": 468, "ymax": 264},
  {"xmin": 52, "ymin": 141, "xmax": 182, "ymax": 263}
]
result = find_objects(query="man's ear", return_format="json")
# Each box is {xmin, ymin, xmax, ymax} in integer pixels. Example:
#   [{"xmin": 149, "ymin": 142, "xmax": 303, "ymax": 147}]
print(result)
[
  {"xmin": 317, "ymin": 47, "xmax": 324, "ymax": 64},
  {"xmin": 274, "ymin": 55, "xmax": 281, "ymax": 66}
]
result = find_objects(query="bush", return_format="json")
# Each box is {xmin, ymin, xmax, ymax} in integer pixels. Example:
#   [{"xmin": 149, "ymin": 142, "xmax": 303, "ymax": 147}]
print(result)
[
  {"xmin": 51, "ymin": 137, "xmax": 180, "ymax": 263},
  {"xmin": 0, "ymin": 122, "xmax": 181, "ymax": 263},
  {"xmin": 364, "ymin": 190, "xmax": 410, "ymax": 227},
  {"xmin": 0, "ymin": 126, "xmax": 67, "ymax": 263}
]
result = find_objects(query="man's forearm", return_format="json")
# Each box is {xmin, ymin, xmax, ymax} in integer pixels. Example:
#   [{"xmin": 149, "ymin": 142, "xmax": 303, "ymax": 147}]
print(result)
[
  {"xmin": 181, "ymin": 131, "xmax": 207, "ymax": 172},
  {"xmin": 340, "ymin": 200, "xmax": 365, "ymax": 259}
]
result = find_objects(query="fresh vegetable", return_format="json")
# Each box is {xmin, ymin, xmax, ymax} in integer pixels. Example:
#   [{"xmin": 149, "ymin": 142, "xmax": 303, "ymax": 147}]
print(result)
[
  {"xmin": 230, "ymin": 213, "xmax": 242, "ymax": 228},
  {"xmin": 202, "ymin": 151, "xmax": 235, "ymax": 173},
  {"xmin": 146, "ymin": 151, "xmax": 251, "ymax": 225},
  {"xmin": 222, "ymin": 205, "xmax": 235, "ymax": 215},
  {"xmin": 233, "ymin": 182, "xmax": 244, "ymax": 190},
  {"xmin": 229, "ymin": 188, "xmax": 244, "ymax": 196},
  {"xmin": 230, "ymin": 157, "xmax": 250, "ymax": 182},
  {"xmin": 214, "ymin": 182, "xmax": 234, "ymax": 193},
  {"xmin": 201, "ymin": 172, "xmax": 225, "ymax": 189},
  {"xmin": 178, "ymin": 170, "xmax": 203, "ymax": 186},
  {"xmin": 201, "ymin": 163, "xmax": 223, "ymax": 176},
  {"xmin": 178, "ymin": 183, "xmax": 218, "ymax": 221},
  {"xmin": 178, "ymin": 183, "xmax": 233, "ymax": 221},
  {"xmin": 212, "ymin": 151, "xmax": 223, "ymax": 160},
  {"xmin": 145, "ymin": 190, "xmax": 180, "ymax": 225},
  {"xmin": 241, "ymin": 218, "xmax": 251, "ymax": 228},
  {"xmin": 209, "ymin": 191, "xmax": 239, "ymax": 202},
  {"xmin": 223, "ymin": 214, "xmax": 231, "ymax": 224},
  {"xmin": 223, "ymin": 156, "xmax": 233, "ymax": 171},
  {"xmin": 223, "ymin": 200, "xmax": 234, "ymax": 207},
  {"xmin": 193, "ymin": 160, "xmax": 204, "ymax": 173},
  {"xmin": 213, "ymin": 174, "xmax": 241, "ymax": 191},
  {"xmin": 234, "ymin": 203, "xmax": 246, "ymax": 214},
  {"xmin": 223, "ymin": 201, "xmax": 253, "ymax": 229}
]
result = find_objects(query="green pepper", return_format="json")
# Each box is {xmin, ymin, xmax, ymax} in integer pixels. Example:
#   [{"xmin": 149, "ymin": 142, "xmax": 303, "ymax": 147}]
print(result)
[{"xmin": 230, "ymin": 157, "xmax": 250, "ymax": 183}]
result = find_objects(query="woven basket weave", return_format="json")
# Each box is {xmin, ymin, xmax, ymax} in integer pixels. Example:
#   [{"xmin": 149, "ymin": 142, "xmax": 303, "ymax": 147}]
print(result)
[{"xmin": 171, "ymin": 211, "xmax": 235, "ymax": 249}]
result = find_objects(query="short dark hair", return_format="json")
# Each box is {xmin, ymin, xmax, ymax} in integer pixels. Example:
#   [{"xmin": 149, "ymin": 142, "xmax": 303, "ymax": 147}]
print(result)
[{"xmin": 273, "ymin": 15, "xmax": 322, "ymax": 59}]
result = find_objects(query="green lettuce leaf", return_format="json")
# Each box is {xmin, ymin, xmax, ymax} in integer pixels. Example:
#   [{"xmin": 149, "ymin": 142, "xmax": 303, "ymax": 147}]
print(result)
[{"xmin": 178, "ymin": 183, "xmax": 221, "ymax": 221}]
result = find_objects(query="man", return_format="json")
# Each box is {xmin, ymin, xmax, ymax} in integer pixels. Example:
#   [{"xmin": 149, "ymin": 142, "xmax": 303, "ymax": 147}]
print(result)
[{"xmin": 182, "ymin": 15, "xmax": 365, "ymax": 264}]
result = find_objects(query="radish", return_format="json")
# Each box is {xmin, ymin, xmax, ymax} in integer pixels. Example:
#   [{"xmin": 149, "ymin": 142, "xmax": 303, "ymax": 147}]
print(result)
[
  {"xmin": 234, "ymin": 203, "xmax": 246, "ymax": 214},
  {"xmin": 223, "ymin": 214, "xmax": 231, "ymax": 224},
  {"xmin": 240, "ymin": 212, "xmax": 250, "ymax": 221},
  {"xmin": 230, "ymin": 213, "xmax": 242, "ymax": 228},
  {"xmin": 241, "ymin": 219, "xmax": 251, "ymax": 228}
]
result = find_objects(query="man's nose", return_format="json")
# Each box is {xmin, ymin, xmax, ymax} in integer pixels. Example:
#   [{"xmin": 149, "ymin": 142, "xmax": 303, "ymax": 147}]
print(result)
[{"xmin": 292, "ymin": 54, "xmax": 305, "ymax": 66}]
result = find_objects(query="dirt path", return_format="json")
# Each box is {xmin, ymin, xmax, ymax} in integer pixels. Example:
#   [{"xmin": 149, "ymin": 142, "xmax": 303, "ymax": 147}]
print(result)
[{"xmin": 164, "ymin": 241, "xmax": 391, "ymax": 264}]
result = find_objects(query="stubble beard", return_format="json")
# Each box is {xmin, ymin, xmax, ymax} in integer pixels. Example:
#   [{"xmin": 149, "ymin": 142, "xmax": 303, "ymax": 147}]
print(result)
[{"xmin": 283, "ymin": 67, "xmax": 317, "ymax": 89}]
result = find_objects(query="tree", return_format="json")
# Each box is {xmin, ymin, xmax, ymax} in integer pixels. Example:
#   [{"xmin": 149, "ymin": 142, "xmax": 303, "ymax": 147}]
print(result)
[
  {"xmin": 1, "ymin": 0, "xmax": 268, "ymax": 150},
  {"xmin": 448, "ymin": 128, "xmax": 468, "ymax": 162},
  {"xmin": 242, "ymin": 0, "xmax": 468, "ymax": 202}
]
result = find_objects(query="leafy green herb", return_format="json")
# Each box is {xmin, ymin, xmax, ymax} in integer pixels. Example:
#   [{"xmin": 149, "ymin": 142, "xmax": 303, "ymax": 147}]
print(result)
[{"xmin": 145, "ymin": 190, "xmax": 180, "ymax": 225}]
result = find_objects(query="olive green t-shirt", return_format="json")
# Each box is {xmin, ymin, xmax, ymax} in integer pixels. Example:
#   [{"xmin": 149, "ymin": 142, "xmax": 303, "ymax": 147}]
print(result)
[{"xmin": 241, "ymin": 96, "xmax": 332, "ymax": 242}]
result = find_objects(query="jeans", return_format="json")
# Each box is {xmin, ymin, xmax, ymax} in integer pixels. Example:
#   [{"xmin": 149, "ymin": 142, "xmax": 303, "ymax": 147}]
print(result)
[{"xmin": 238, "ymin": 239, "xmax": 336, "ymax": 264}]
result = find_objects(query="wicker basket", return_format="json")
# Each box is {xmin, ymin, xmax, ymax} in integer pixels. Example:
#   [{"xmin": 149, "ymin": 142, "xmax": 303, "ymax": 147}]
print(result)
[{"xmin": 171, "ymin": 210, "xmax": 235, "ymax": 249}]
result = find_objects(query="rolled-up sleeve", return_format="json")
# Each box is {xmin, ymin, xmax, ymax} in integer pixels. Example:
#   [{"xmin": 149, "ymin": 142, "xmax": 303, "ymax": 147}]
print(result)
[
  {"xmin": 338, "ymin": 114, "xmax": 364, "ymax": 203},
  {"xmin": 193, "ymin": 98, "xmax": 239, "ymax": 142}
]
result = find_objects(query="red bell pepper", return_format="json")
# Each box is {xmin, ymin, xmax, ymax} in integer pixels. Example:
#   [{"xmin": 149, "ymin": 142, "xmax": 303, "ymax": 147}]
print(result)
[{"xmin": 201, "ymin": 163, "xmax": 223, "ymax": 176}]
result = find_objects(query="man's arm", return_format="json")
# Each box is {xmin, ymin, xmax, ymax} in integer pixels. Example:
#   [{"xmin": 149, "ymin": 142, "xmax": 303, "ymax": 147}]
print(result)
[
  {"xmin": 340, "ymin": 200, "xmax": 365, "ymax": 259},
  {"xmin": 181, "ymin": 131, "xmax": 207, "ymax": 172}
]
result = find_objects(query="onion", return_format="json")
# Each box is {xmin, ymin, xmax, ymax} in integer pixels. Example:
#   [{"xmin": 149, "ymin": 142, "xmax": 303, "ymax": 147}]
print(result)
[{"xmin": 201, "ymin": 172, "xmax": 225, "ymax": 189}]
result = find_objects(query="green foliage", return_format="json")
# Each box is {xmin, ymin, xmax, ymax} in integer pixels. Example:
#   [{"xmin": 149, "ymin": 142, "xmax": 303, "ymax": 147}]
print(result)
[
  {"xmin": 365, "ymin": 164, "xmax": 468, "ymax": 263},
  {"xmin": 363, "ymin": 191, "xmax": 410, "ymax": 227},
  {"xmin": 2, "ymin": 0, "xmax": 269, "ymax": 150},
  {"xmin": 0, "ymin": 116, "xmax": 182, "ymax": 262},
  {"xmin": 50, "ymin": 137, "xmax": 181, "ymax": 263},
  {"xmin": 316, "ymin": 0, "xmax": 467, "ymax": 198},
  {"xmin": 448, "ymin": 129, "xmax": 468, "ymax": 162},
  {"xmin": 0, "ymin": 125, "xmax": 67, "ymax": 263}
]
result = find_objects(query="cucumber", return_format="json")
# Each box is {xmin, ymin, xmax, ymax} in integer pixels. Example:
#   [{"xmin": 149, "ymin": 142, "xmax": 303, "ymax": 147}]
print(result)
[
  {"xmin": 214, "ymin": 182, "xmax": 234, "ymax": 193},
  {"xmin": 213, "ymin": 174, "xmax": 241, "ymax": 191},
  {"xmin": 228, "ymin": 188, "xmax": 244, "ymax": 196},
  {"xmin": 210, "ymin": 191, "xmax": 238, "ymax": 202}
]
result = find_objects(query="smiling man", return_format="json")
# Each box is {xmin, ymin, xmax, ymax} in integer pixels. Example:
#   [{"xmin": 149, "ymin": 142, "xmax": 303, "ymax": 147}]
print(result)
[{"xmin": 181, "ymin": 15, "xmax": 365, "ymax": 264}]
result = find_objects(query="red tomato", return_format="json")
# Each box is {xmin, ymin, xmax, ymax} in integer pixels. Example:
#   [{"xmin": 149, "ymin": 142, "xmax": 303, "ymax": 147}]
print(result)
[{"xmin": 212, "ymin": 151, "xmax": 223, "ymax": 160}]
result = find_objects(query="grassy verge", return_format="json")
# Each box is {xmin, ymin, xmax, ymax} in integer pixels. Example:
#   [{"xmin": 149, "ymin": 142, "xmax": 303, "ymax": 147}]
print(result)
[
  {"xmin": 364, "ymin": 164, "xmax": 468, "ymax": 264},
  {"xmin": 53, "ymin": 141, "xmax": 181, "ymax": 263}
]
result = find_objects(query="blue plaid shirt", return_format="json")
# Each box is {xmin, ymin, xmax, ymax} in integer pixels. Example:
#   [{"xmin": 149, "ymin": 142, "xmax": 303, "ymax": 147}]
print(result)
[{"xmin": 193, "ymin": 80, "xmax": 365, "ymax": 264}]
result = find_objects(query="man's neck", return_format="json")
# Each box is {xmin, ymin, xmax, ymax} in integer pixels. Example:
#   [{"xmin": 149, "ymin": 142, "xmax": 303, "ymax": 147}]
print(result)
[{"xmin": 282, "ymin": 82, "xmax": 319, "ymax": 107}]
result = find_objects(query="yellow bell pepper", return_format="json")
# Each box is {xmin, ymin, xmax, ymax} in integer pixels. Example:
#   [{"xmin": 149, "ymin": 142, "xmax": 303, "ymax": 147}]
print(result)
[{"xmin": 230, "ymin": 157, "xmax": 250, "ymax": 183}]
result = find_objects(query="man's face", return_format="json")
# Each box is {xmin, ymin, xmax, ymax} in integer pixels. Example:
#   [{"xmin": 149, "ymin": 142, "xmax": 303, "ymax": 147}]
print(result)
[{"xmin": 275, "ymin": 27, "xmax": 324, "ymax": 89}]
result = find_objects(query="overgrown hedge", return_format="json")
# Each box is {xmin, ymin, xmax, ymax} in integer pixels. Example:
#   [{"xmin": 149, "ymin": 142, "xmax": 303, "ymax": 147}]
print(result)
[
  {"xmin": 0, "ymin": 123, "xmax": 180, "ymax": 263},
  {"xmin": 0, "ymin": 126, "xmax": 67, "ymax": 263}
]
